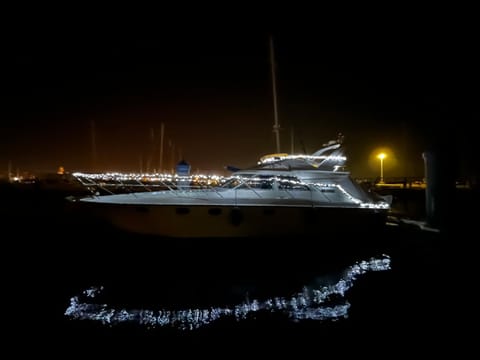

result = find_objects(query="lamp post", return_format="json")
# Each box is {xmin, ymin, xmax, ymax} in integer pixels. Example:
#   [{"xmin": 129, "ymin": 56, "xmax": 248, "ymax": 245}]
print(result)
[{"xmin": 377, "ymin": 153, "xmax": 386, "ymax": 183}]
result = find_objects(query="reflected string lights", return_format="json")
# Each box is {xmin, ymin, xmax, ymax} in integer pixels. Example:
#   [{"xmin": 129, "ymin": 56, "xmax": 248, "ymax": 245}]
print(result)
[{"xmin": 65, "ymin": 255, "xmax": 391, "ymax": 331}]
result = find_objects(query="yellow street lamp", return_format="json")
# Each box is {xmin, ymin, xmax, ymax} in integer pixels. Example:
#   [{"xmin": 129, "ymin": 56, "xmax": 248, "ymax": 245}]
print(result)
[{"xmin": 377, "ymin": 153, "xmax": 386, "ymax": 183}]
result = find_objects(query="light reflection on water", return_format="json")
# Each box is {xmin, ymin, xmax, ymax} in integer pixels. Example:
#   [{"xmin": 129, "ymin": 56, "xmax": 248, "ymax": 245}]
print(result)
[{"xmin": 65, "ymin": 255, "xmax": 390, "ymax": 331}]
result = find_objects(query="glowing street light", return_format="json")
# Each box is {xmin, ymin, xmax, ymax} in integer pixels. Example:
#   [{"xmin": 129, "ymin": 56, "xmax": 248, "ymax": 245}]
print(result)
[{"xmin": 377, "ymin": 153, "xmax": 386, "ymax": 183}]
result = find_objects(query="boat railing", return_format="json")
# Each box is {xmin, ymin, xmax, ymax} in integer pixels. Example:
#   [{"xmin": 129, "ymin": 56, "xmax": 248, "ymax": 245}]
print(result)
[
  {"xmin": 71, "ymin": 172, "xmax": 225, "ymax": 196},
  {"xmin": 227, "ymin": 176, "xmax": 318, "ymax": 206},
  {"xmin": 226, "ymin": 177, "xmax": 383, "ymax": 207},
  {"xmin": 231, "ymin": 179, "xmax": 263, "ymax": 198},
  {"xmin": 172, "ymin": 186, "xmax": 226, "ymax": 199}
]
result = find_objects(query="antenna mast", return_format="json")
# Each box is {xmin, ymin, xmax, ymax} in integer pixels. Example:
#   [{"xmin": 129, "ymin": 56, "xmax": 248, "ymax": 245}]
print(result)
[{"xmin": 270, "ymin": 36, "xmax": 281, "ymax": 153}]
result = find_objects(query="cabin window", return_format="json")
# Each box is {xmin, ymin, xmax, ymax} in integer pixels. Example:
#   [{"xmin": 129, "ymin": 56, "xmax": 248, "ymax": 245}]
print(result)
[
  {"xmin": 321, "ymin": 189, "xmax": 335, "ymax": 193},
  {"xmin": 277, "ymin": 176, "xmax": 309, "ymax": 190},
  {"xmin": 237, "ymin": 176, "xmax": 273, "ymax": 190}
]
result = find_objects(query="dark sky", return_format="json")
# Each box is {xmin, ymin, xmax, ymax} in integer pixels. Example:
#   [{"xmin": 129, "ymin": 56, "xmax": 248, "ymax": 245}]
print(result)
[{"xmin": 2, "ymin": 20, "xmax": 479, "ymax": 178}]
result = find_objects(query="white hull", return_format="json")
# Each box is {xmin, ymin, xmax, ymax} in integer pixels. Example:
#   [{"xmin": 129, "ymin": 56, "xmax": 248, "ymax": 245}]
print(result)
[
  {"xmin": 84, "ymin": 203, "xmax": 387, "ymax": 238},
  {"xmin": 76, "ymin": 138, "xmax": 390, "ymax": 238}
]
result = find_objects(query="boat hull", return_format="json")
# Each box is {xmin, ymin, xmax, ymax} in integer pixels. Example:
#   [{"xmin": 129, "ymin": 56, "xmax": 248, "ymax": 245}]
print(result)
[{"xmin": 80, "ymin": 202, "xmax": 388, "ymax": 238}]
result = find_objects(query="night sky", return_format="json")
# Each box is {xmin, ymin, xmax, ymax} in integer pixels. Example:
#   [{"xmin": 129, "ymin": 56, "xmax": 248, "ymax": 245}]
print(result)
[{"xmin": 3, "ymin": 19, "xmax": 479, "ymax": 179}]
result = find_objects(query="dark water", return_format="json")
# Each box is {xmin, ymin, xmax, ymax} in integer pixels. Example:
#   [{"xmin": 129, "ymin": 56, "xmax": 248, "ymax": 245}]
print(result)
[{"xmin": 3, "ymin": 183, "xmax": 468, "ymax": 355}]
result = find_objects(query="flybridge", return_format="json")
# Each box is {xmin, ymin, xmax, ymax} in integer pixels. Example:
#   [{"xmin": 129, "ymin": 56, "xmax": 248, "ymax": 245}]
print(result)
[
  {"xmin": 256, "ymin": 138, "xmax": 347, "ymax": 172},
  {"xmin": 258, "ymin": 154, "xmax": 348, "ymax": 164}
]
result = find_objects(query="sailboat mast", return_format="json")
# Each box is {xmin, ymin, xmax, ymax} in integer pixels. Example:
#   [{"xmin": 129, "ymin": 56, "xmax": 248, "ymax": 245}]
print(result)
[
  {"xmin": 291, "ymin": 126, "xmax": 294, "ymax": 154},
  {"xmin": 270, "ymin": 36, "xmax": 281, "ymax": 153},
  {"xmin": 159, "ymin": 122, "xmax": 164, "ymax": 173},
  {"xmin": 7, "ymin": 160, "xmax": 12, "ymax": 182},
  {"xmin": 90, "ymin": 120, "xmax": 97, "ymax": 172}
]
